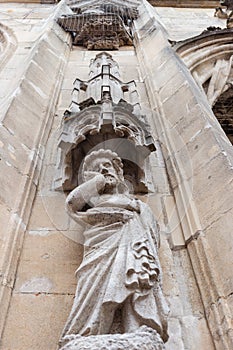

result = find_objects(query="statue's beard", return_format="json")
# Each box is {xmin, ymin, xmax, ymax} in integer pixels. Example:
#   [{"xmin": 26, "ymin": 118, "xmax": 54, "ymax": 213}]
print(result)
[
  {"xmin": 102, "ymin": 174, "xmax": 128, "ymax": 194},
  {"xmin": 103, "ymin": 174, "xmax": 118, "ymax": 192}
]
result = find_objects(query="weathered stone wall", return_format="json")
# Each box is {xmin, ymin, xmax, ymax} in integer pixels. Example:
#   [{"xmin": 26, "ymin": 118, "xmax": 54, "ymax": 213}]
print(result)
[
  {"xmin": 0, "ymin": 2, "xmax": 72, "ymax": 348},
  {"xmin": 0, "ymin": 1, "xmax": 232, "ymax": 350},
  {"xmin": 1, "ymin": 44, "xmax": 214, "ymax": 350},
  {"xmin": 134, "ymin": 1, "xmax": 233, "ymax": 348},
  {"xmin": 153, "ymin": 6, "xmax": 226, "ymax": 41}
]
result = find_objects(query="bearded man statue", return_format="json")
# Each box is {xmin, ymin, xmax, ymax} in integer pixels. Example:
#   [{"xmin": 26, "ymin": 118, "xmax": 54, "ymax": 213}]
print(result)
[{"xmin": 60, "ymin": 149, "xmax": 169, "ymax": 349}]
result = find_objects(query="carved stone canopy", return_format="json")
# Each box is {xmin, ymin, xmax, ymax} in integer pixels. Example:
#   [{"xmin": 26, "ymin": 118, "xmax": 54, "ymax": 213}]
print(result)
[
  {"xmin": 55, "ymin": 52, "xmax": 156, "ymax": 194},
  {"xmin": 57, "ymin": 0, "xmax": 139, "ymax": 49},
  {"xmin": 57, "ymin": 101, "xmax": 155, "ymax": 192}
]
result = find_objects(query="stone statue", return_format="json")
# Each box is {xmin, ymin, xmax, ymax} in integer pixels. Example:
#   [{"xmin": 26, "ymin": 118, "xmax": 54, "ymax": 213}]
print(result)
[{"xmin": 60, "ymin": 149, "xmax": 168, "ymax": 349}]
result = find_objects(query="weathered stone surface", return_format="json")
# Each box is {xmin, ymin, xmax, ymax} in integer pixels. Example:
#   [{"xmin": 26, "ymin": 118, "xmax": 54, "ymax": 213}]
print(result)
[
  {"xmin": 135, "ymin": 2, "xmax": 233, "ymax": 349},
  {"xmin": 28, "ymin": 195, "xmax": 70, "ymax": 231},
  {"xmin": 60, "ymin": 326, "xmax": 165, "ymax": 350},
  {"xmin": 154, "ymin": 6, "xmax": 225, "ymax": 41},
  {"xmin": 1, "ymin": 293, "xmax": 74, "ymax": 350},
  {"xmin": 14, "ymin": 231, "xmax": 82, "ymax": 295},
  {"xmin": 0, "ymin": 1, "xmax": 72, "ymax": 340},
  {"xmin": 204, "ymin": 209, "xmax": 233, "ymax": 296},
  {"xmin": 60, "ymin": 149, "xmax": 168, "ymax": 345},
  {"xmin": 0, "ymin": 2, "xmax": 233, "ymax": 350}
]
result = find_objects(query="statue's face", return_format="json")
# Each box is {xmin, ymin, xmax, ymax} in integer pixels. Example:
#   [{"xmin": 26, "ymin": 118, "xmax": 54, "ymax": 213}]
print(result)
[{"xmin": 92, "ymin": 157, "xmax": 119, "ymax": 188}]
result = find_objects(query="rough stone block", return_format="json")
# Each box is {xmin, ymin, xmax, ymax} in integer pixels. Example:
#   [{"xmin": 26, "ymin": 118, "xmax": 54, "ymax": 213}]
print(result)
[
  {"xmin": 204, "ymin": 209, "xmax": 233, "ymax": 297},
  {"xmin": 14, "ymin": 231, "xmax": 82, "ymax": 294},
  {"xmin": 181, "ymin": 315, "xmax": 215, "ymax": 350},
  {"xmin": 192, "ymin": 152, "xmax": 233, "ymax": 229},
  {"xmin": 173, "ymin": 249, "xmax": 205, "ymax": 316},
  {"xmin": 161, "ymin": 83, "xmax": 197, "ymax": 124},
  {"xmin": 1, "ymin": 293, "xmax": 74, "ymax": 350},
  {"xmin": 28, "ymin": 195, "xmax": 70, "ymax": 231},
  {"xmin": 3, "ymin": 97, "xmax": 42, "ymax": 149},
  {"xmin": 159, "ymin": 71, "xmax": 189, "ymax": 103},
  {"xmin": 0, "ymin": 157, "xmax": 24, "ymax": 209}
]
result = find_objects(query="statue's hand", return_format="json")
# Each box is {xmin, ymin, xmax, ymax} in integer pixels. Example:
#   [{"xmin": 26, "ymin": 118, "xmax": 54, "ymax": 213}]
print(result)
[
  {"xmin": 128, "ymin": 199, "xmax": 140, "ymax": 213},
  {"xmin": 84, "ymin": 172, "xmax": 106, "ymax": 193}
]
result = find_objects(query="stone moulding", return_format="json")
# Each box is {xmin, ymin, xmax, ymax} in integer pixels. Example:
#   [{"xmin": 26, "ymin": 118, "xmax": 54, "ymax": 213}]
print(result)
[
  {"xmin": 174, "ymin": 28, "xmax": 233, "ymax": 72},
  {"xmin": 175, "ymin": 28, "xmax": 233, "ymax": 131},
  {"xmin": 0, "ymin": 23, "xmax": 17, "ymax": 73}
]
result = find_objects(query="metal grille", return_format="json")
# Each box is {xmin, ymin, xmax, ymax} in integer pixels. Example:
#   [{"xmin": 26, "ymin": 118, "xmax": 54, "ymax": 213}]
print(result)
[{"xmin": 57, "ymin": 0, "xmax": 138, "ymax": 49}]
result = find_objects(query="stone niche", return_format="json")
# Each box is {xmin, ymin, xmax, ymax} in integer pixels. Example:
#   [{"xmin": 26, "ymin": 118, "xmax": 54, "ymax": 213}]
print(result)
[{"xmin": 54, "ymin": 52, "xmax": 156, "ymax": 194}]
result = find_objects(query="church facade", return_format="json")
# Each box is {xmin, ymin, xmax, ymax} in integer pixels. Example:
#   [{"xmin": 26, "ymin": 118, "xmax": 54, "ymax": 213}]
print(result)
[{"xmin": 0, "ymin": 0, "xmax": 232, "ymax": 349}]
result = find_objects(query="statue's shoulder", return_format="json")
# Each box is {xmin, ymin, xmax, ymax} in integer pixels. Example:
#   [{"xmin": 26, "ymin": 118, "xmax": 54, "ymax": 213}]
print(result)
[{"xmin": 136, "ymin": 198, "xmax": 155, "ymax": 218}]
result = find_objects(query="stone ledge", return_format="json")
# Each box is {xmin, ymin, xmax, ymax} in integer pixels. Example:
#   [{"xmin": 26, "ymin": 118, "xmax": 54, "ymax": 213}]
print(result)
[{"xmin": 149, "ymin": 1, "xmax": 219, "ymax": 8}]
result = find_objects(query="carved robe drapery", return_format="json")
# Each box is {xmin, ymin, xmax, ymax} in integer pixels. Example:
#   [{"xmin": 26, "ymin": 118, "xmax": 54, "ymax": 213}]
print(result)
[{"xmin": 61, "ymin": 194, "xmax": 168, "ymax": 342}]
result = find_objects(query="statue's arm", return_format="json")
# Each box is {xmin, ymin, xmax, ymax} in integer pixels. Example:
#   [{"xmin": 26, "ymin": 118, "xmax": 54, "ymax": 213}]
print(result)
[{"xmin": 65, "ymin": 174, "xmax": 106, "ymax": 214}]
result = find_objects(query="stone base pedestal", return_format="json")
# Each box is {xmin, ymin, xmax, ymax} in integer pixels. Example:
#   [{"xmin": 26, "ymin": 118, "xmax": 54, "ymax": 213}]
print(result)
[{"xmin": 60, "ymin": 326, "xmax": 165, "ymax": 350}]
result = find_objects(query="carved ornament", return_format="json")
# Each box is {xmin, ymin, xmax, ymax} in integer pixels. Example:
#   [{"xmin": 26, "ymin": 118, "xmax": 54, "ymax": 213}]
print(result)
[
  {"xmin": 57, "ymin": 0, "xmax": 139, "ymax": 49},
  {"xmin": 215, "ymin": 0, "xmax": 233, "ymax": 28},
  {"xmin": 55, "ymin": 53, "xmax": 155, "ymax": 194}
]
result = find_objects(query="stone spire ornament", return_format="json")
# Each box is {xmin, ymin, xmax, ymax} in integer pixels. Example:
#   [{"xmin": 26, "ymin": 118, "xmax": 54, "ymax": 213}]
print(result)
[{"xmin": 54, "ymin": 52, "xmax": 156, "ymax": 194}]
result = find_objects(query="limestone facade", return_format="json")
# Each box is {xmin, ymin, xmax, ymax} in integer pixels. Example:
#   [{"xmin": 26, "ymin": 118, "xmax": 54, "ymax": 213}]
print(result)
[{"xmin": 0, "ymin": 1, "xmax": 232, "ymax": 350}]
